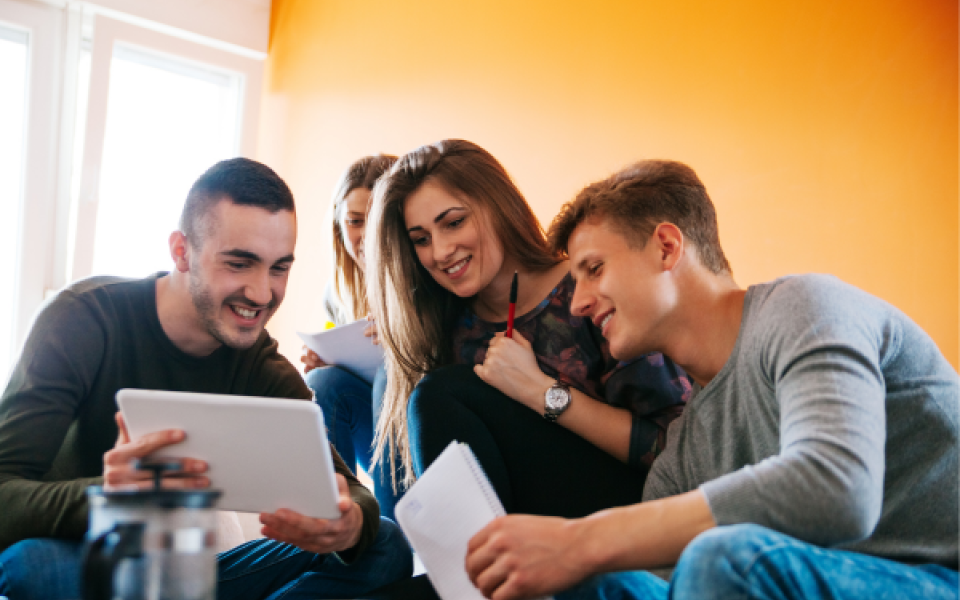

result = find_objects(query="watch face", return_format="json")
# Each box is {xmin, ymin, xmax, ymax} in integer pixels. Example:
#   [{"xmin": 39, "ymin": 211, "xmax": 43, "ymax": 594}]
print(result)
[{"xmin": 545, "ymin": 385, "xmax": 569, "ymax": 410}]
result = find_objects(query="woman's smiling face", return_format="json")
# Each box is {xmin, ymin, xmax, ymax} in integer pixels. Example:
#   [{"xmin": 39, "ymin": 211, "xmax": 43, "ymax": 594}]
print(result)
[
  {"xmin": 339, "ymin": 187, "xmax": 372, "ymax": 269},
  {"xmin": 403, "ymin": 180, "xmax": 504, "ymax": 298}
]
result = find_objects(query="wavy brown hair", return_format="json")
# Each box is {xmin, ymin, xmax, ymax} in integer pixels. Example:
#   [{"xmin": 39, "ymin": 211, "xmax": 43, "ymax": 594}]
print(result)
[
  {"xmin": 549, "ymin": 159, "xmax": 731, "ymax": 275},
  {"xmin": 325, "ymin": 154, "xmax": 398, "ymax": 325},
  {"xmin": 366, "ymin": 139, "xmax": 562, "ymax": 488}
]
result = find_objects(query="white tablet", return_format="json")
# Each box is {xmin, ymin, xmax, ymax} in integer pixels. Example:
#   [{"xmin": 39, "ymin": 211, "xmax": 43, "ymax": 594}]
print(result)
[{"xmin": 117, "ymin": 389, "xmax": 341, "ymax": 519}]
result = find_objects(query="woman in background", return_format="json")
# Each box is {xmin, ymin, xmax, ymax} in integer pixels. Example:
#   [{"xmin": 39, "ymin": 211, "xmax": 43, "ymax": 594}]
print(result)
[
  {"xmin": 301, "ymin": 153, "xmax": 401, "ymax": 520},
  {"xmin": 366, "ymin": 139, "xmax": 691, "ymax": 518}
]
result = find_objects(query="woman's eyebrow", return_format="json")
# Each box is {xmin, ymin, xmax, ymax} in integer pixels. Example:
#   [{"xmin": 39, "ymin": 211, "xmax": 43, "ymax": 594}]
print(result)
[{"xmin": 407, "ymin": 207, "xmax": 467, "ymax": 233}]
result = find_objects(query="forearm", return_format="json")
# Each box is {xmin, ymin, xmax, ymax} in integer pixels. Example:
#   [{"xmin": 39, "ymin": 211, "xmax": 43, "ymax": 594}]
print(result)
[
  {"xmin": 555, "ymin": 391, "xmax": 632, "ymax": 463},
  {"xmin": 575, "ymin": 489, "xmax": 716, "ymax": 574},
  {"xmin": 517, "ymin": 373, "xmax": 632, "ymax": 463},
  {"xmin": 0, "ymin": 476, "xmax": 100, "ymax": 549}
]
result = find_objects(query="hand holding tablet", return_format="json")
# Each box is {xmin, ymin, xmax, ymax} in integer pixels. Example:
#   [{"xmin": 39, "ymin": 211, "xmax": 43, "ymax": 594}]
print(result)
[{"xmin": 116, "ymin": 389, "xmax": 342, "ymax": 519}]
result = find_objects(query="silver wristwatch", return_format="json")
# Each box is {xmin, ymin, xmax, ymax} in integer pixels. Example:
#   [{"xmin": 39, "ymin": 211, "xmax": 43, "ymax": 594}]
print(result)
[{"xmin": 544, "ymin": 380, "xmax": 572, "ymax": 422}]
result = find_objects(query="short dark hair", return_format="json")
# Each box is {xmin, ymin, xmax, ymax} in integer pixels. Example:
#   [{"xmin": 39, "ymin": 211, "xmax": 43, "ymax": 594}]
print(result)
[
  {"xmin": 179, "ymin": 158, "xmax": 295, "ymax": 247},
  {"xmin": 548, "ymin": 159, "xmax": 731, "ymax": 275}
]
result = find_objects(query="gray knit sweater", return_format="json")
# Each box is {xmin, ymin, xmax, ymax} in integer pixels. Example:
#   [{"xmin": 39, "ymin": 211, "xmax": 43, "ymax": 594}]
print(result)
[{"xmin": 643, "ymin": 274, "xmax": 958, "ymax": 568}]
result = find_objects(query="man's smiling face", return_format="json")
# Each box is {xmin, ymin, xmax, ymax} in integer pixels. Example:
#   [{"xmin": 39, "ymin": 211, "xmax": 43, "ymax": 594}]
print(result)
[
  {"xmin": 568, "ymin": 217, "xmax": 675, "ymax": 361},
  {"xmin": 187, "ymin": 199, "xmax": 296, "ymax": 350}
]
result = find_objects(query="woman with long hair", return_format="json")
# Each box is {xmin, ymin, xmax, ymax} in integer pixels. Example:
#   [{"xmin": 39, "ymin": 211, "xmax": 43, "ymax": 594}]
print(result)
[
  {"xmin": 367, "ymin": 140, "xmax": 691, "ymax": 518},
  {"xmin": 300, "ymin": 153, "xmax": 402, "ymax": 519}
]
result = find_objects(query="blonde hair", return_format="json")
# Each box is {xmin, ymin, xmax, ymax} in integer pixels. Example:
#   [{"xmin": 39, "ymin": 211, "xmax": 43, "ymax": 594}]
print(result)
[
  {"xmin": 367, "ymin": 139, "xmax": 562, "ymax": 488},
  {"xmin": 326, "ymin": 154, "xmax": 398, "ymax": 324}
]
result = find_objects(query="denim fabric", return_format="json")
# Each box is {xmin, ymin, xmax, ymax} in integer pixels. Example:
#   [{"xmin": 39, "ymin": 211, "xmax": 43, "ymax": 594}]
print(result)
[
  {"xmin": 0, "ymin": 538, "xmax": 83, "ymax": 600},
  {"xmin": 557, "ymin": 524, "xmax": 959, "ymax": 600},
  {"xmin": 0, "ymin": 519, "xmax": 412, "ymax": 600},
  {"xmin": 217, "ymin": 517, "xmax": 412, "ymax": 600},
  {"xmin": 556, "ymin": 571, "xmax": 667, "ymax": 600},
  {"xmin": 305, "ymin": 365, "xmax": 403, "ymax": 521},
  {"xmin": 305, "ymin": 366, "xmax": 374, "ymax": 472}
]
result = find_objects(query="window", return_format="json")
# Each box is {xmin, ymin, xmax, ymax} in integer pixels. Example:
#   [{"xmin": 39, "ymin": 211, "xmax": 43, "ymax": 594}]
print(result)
[
  {"xmin": 0, "ymin": 23, "xmax": 28, "ymax": 376},
  {"xmin": 0, "ymin": 1, "xmax": 265, "ymax": 382},
  {"xmin": 70, "ymin": 13, "xmax": 263, "ymax": 282},
  {"xmin": 90, "ymin": 44, "xmax": 242, "ymax": 278}
]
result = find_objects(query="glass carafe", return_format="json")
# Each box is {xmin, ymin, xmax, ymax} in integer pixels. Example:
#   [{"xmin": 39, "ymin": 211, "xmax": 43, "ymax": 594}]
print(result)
[{"xmin": 83, "ymin": 462, "xmax": 222, "ymax": 600}]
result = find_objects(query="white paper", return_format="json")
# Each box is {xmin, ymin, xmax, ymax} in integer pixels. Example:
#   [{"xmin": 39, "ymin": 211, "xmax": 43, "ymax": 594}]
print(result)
[
  {"xmin": 395, "ymin": 442, "xmax": 552, "ymax": 600},
  {"xmin": 297, "ymin": 320, "xmax": 384, "ymax": 384}
]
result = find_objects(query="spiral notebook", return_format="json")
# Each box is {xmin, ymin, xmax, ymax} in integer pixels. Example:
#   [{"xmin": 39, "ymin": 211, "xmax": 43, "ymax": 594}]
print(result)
[{"xmin": 395, "ymin": 442, "xmax": 552, "ymax": 600}]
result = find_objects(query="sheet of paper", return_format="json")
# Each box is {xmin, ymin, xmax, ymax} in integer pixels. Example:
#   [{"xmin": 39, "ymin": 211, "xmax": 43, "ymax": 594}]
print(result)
[
  {"xmin": 395, "ymin": 442, "xmax": 552, "ymax": 600},
  {"xmin": 297, "ymin": 320, "xmax": 384, "ymax": 384}
]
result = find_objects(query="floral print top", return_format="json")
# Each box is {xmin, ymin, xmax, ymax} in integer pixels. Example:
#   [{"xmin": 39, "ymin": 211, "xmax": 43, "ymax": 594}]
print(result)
[{"xmin": 452, "ymin": 273, "xmax": 692, "ymax": 470}]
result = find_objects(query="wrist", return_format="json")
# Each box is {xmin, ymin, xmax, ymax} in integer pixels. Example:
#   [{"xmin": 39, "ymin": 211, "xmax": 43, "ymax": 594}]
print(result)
[
  {"xmin": 574, "ymin": 514, "xmax": 616, "ymax": 576},
  {"xmin": 527, "ymin": 373, "xmax": 555, "ymax": 414}
]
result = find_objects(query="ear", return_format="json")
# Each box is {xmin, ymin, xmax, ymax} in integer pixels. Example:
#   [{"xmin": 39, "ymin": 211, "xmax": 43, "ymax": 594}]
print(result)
[
  {"xmin": 652, "ymin": 223, "xmax": 684, "ymax": 271},
  {"xmin": 169, "ymin": 231, "xmax": 190, "ymax": 273}
]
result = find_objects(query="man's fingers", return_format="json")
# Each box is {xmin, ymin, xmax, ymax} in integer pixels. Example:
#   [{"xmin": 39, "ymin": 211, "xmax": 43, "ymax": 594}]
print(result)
[
  {"xmin": 473, "ymin": 554, "xmax": 512, "ymax": 599},
  {"xmin": 156, "ymin": 475, "xmax": 210, "ymax": 489},
  {"xmin": 114, "ymin": 412, "xmax": 131, "ymax": 445},
  {"xmin": 468, "ymin": 522, "xmax": 495, "ymax": 554},
  {"xmin": 105, "ymin": 471, "xmax": 209, "ymax": 489},
  {"xmin": 106, "ymin": 429, "xmax": 185, "ymax": 464},
  {"xmin": 336, "ymin": 474, "xmax": 350, "ymax": 496},
  {"xmin": 335, "ymin": 476, "xmax": 354, "ymax": 514},
  {"xmin": 261, "ymin": 510, "xmax": 335, "ymax": 539}
]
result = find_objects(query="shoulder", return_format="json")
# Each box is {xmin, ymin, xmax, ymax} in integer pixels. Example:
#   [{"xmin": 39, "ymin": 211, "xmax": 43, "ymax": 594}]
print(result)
[
  {"xmin": 746, "ymin": 274, "xmax": 894, "ymax": 335},
  {"xmin": 743, "ymin": 274, "xmax": 898, "ymax": 379},
  {"xmin": 31, "ymin": 275, "xmax": 151, "ymax": 333},
  {"xmin": 47, "ymin": 274, "xmax": 161, "ymax": 318},
  {"xmin": 750, "ymin": 274, "xmax": 870, "ymax": 315}
]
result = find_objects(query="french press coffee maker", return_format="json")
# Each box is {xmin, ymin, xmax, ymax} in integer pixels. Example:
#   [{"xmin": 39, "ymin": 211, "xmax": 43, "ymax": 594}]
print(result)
[{"xmin": 83, "ymin": 461, "xmax": 222, "ymax": 600}]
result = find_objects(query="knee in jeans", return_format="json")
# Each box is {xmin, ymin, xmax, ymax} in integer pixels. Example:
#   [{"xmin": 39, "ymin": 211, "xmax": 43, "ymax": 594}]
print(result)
[
  {"xmin": 682, "ymin": 524, "xmax": 773, "ymax": 563},
  {"xmin": 367, "ymin": 518, "xmax": 413, "ymax": 584},
  {"xmin": 305, "ymin": 366, "xmax": 356, "ymax": 399},
  {"xmin": 0, "ymin": 538, "xmax": 81, "ymax": 596},
  {"xmin": 673, "ymin": 524, "xmax": 776, "ymax": 595}
]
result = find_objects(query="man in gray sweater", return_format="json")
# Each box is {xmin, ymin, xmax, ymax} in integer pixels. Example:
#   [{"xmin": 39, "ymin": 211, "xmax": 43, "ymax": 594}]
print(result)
[{"xmin": 464, "ymin": 160, "xmax": 958, "ymax": 600}]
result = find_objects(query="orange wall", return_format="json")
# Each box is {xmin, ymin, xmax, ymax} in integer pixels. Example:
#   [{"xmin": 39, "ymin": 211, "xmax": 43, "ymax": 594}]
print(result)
[{"xmin": 258, "ymin": 0, "xmax": 959, "ymax": 370}]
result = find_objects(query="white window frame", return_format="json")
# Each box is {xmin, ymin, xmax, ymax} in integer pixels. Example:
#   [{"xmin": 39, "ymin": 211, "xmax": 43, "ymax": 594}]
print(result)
[
  {"xmin": 70, "ymin": 12, "xmax": 264, "ymax": 281},
  {"xmin": 0, "ymin": 0, "xmax": 267, "ymax": 375},
  {"xmin": 0, "ymin": 0, "xmax": 64, "ymax": 362}
]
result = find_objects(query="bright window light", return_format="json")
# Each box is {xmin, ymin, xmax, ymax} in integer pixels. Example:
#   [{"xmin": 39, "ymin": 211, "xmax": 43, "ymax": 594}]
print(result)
[
  {"xmin": 90, "ymin": 43, "xmax": 242, "ymax": 278},
  {"xmin": 0, "ymin": 24, "xmax": 29, "ymax": 378}
]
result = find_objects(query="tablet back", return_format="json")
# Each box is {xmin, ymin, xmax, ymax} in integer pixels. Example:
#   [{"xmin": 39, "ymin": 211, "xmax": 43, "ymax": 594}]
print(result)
[{"xmin": 117, "ymin": 389, "xmax": 340, "ymax": 519}]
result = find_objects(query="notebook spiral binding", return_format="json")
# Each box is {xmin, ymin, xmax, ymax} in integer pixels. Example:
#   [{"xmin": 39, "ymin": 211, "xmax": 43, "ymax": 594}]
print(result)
[{"xmin": 460, "ymin": 443, "xmax": 506, "ymax": 517}]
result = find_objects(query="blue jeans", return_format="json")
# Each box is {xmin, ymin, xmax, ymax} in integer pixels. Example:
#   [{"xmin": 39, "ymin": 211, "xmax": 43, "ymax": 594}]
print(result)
[
  {"xmin": 305, "ymin": 365, "xmax": 403, "ymax": 521},
  {"xmin": 217, "ymin": 517, "xmax": 412, "ymax": 600},
  {"xmin": 0, "ymin": 518, "xmax": 412, "ymax": 600},
  {"xmin": 0, "ymin": 538, "xmax": 83, "ymax": 600},
  {"xmin": 557, "ymin": 524, "xmax": 959, "ymax": 600}
]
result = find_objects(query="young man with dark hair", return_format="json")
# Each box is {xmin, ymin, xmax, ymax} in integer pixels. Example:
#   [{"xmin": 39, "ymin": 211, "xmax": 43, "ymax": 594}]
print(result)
[
  {"xmin": 0, "ymin": 158, "xmax": 412, "ymax": 600},
  {"xmin": 464, "ymin": 160, "xmax": 958, "ymax": 600}
]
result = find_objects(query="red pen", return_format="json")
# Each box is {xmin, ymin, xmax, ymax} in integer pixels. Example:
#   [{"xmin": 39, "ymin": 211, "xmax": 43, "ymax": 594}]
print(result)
[{"xmin": 505, "ymin": 271, "xmax": 518, "ymax": 338}]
